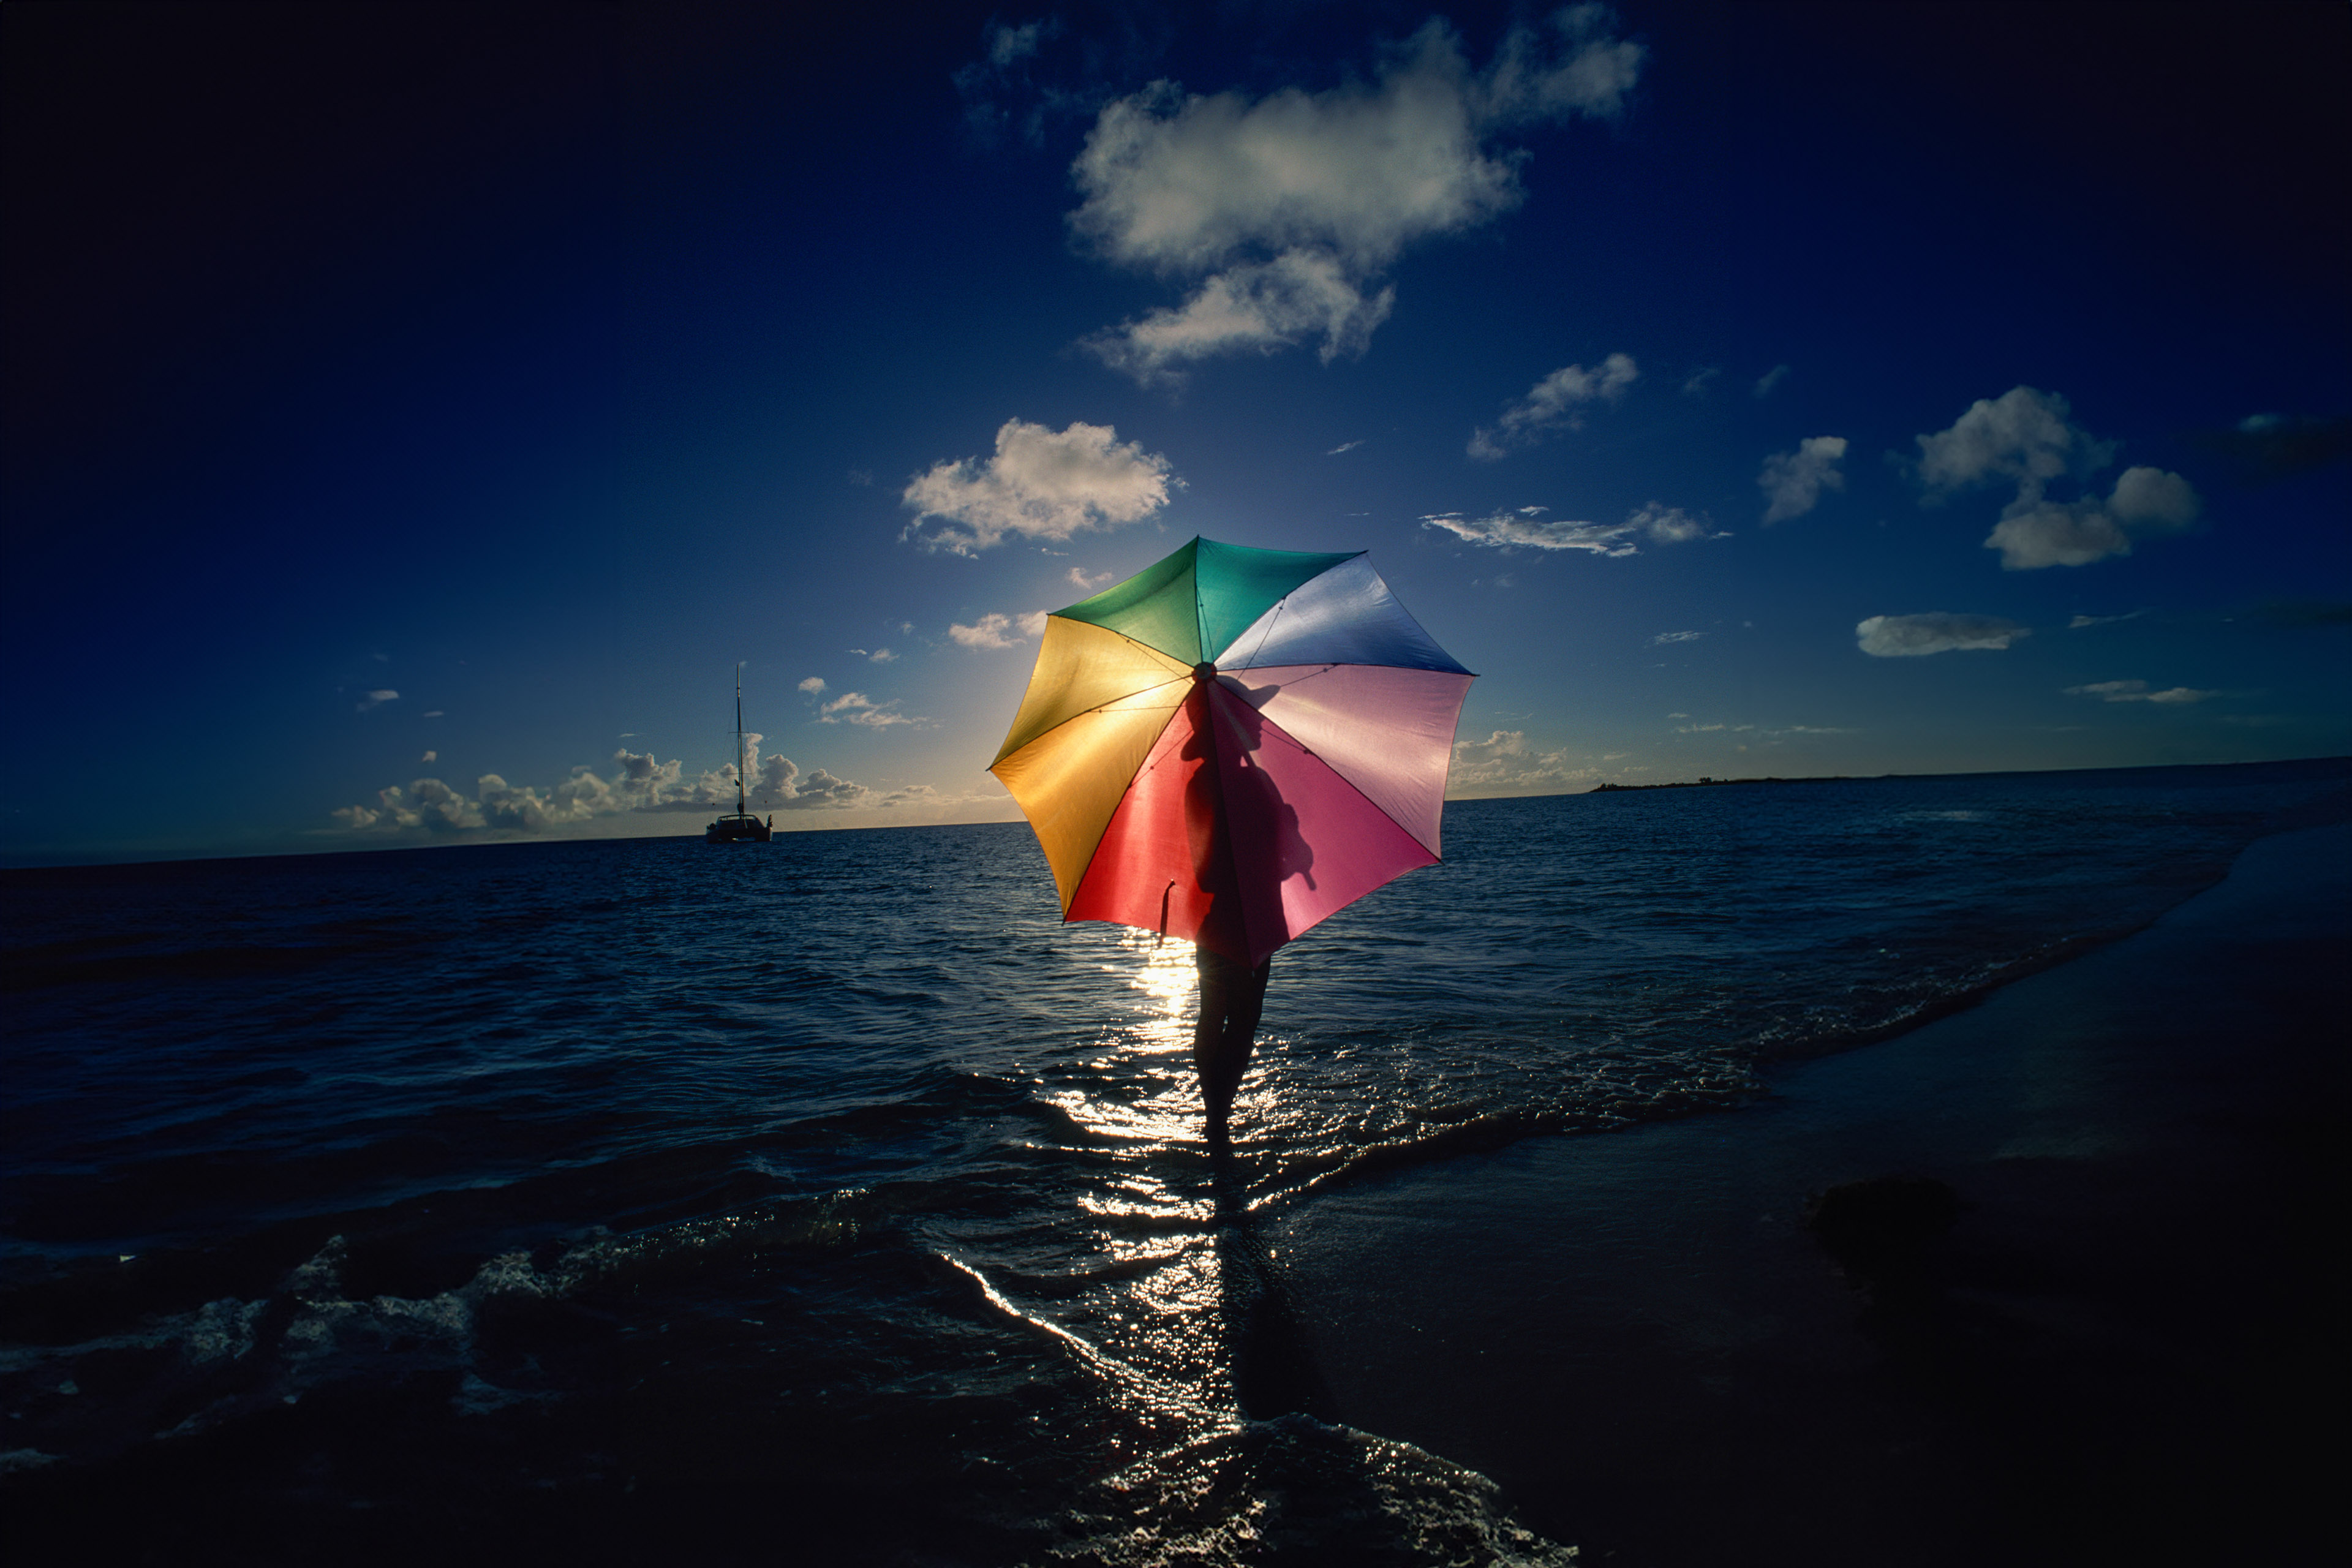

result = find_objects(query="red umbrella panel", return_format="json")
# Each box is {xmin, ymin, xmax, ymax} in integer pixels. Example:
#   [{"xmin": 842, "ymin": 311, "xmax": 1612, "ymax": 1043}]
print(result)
[{"xmin": 989, "ymin": 537, "xmax": 1474, "ymax": 965}]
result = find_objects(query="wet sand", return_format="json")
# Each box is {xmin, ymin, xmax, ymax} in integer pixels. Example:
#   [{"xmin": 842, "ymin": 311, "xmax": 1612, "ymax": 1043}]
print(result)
[{"xmin": 1270, "ymin": 821, "xmax": 2350, "ymax": 1567}]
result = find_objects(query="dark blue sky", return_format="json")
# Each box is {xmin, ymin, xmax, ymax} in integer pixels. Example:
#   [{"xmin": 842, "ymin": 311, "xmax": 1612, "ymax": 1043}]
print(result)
[{"xmin": 6, "ymin": 1, "xmax": 2346, "ymax": 862}]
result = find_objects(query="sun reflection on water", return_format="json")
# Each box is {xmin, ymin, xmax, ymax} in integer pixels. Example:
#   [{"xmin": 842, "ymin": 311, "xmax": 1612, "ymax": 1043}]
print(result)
[
  {"xmin": 990, "ymin": 929, "xmax": 1281, "ymax": 1428},
  {"xmin": 1036, "ymin": 930, "xmax": 1208, "ymax": 1163},
  {"xmin": 1110, "ymin": 929, "xmax": 1200, "ymax": 1054}
]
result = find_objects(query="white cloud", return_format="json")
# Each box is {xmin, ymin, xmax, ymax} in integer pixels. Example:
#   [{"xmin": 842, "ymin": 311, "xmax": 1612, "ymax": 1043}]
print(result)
[
  {"xmin": 818, "ymin": 692, "xmax": 922, "ymax": 727},
  {"xmin": 1652, "ymin": 630, "xmax": 1703, "ymax": 645},
  {"xmin": 2064, "ymin": 679, "xmax": 2217, "ymax": 704},
  {"xmin": 1072, "ymin": 19, "xmax": 1621, "ymax": 274},
  {"xmin": 1468, "ymin": 352, "xmax": 1637, "ymax": 459},
  {"xmin": 2107, "ymin": 465, "xmax": 2202, "ymax": 528},
  {"xmin": 1981, "ymin": 501, "xmax": 2130, "ymax": 569},
  {"xmin": 1916, "ymin": 387, "xmax": 2197, "ymax": 570},
  {"xmin": 332, "ymin": 777, "xmax": 478, "ymax": 833},
  {"xmin": 2069, "ymin": 609, "xmax": 2148, "ymax": 629},
  {"xmin": 1757, "ymin": 435, "xmax": 1848, "ymax": 524},
  {"xmin": 1066, "ymin": 566, "xmax": 1114, "ymax": 592},
  {"xmin": 952, "ymin": 16, "xmax": 1066, "ymax": 150},
  {"xmin": 1752, "ymin": 363, "xmax": 1790, "ymax": 398},
  {"xmin": 1916, "ymin": 386, "xmax": 2113, "ymax": 492},
  {"xmin": 1072, "ymin": 10, "xmax": 1641, "ymax": 383},
  {"xmin": 421, "ymin": 710, "xmax": 443, "ymax": 718},
  {"xmin": 1422, "ymin": 500, "xmax": 1720, "ymax": 556},
  {"xmin": 1681, "ymin": 366, "xmax": 1720, "ymax": 396},
  {"xmin": 1855, "ymin": 612, "xmax": 2032, "ymax": 657},
  {"xmin": 1083, "ymin": 251, "xmax": 1395, "ymax": 384},
  {"xmin": 987, "ymin": 18, "xmax": 1044, "ymax": 67},
  {"xmin": 356, "ymin": 689, "xmax": 398, "ymax": 712},
  {"xmin": 903, "ymin": 419, "xmax": 1176, "ymax": 554},
  {"xmin": 1628, "ymin": 501, "xmax": 1722, "ymax": 543},
  {"xmin": 1327, "ymin": 439, "xmax": 1363, "ymax": 455},
  {"xmin": 1985, "ymin": 465, "xmax": 2200, "ymax": 570},
  {"xmin": 421, "ymin": 750, "xmax": 437, "ymax": 764},
  {"xmin": 1425, "ymin": 507, "xmax": 1635, "ymax": 556},
  {"xmin": 798, "ymin": 676, "xmax": 826, "ymax": 694},
  {"xmin": 948, "ymin": 610, "xmax": 1049, "ymax": 649},
  {"xmin": 1476, "ymin": 4, "xmax": 1645, "ymax": 123}
]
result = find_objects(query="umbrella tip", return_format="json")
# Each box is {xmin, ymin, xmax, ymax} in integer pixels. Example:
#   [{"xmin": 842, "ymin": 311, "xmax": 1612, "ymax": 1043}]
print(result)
[{"xmin": 1191, "ymin": 662, "xmax": 1216, "ymax": 683}]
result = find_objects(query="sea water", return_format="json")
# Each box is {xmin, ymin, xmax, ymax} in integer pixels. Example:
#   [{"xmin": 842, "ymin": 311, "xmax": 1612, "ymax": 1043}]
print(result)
[{"xmin": 2, "ymin": 760, "xmax": 2345, "ymax": 1562}]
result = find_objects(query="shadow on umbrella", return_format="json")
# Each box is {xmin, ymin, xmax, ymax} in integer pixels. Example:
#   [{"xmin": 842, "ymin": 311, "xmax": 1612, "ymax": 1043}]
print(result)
[
  {"xmin": 1219, "ymin": 672, "xmax": 1317, "ymax": 894},
  {"xmin": 1180, "ymin": 671, "xmax": 1319, "ymax": 946}
]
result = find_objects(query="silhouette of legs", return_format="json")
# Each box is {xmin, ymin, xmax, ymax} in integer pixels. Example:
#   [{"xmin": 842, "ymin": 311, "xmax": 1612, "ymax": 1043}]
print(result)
[{"xmin": 1194, "ymin": 948, "xmax": 1271, "ymax": 1134}]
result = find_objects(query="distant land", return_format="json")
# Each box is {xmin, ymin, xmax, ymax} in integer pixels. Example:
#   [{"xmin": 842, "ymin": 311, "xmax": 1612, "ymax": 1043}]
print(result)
[
  {"xmin": 1588, "ymin": 775, "xmax": 1863, "ymax": 792},
  {"xmin": 1588, "ymin": 760, "xmax": 2352, "ymax": 795}
]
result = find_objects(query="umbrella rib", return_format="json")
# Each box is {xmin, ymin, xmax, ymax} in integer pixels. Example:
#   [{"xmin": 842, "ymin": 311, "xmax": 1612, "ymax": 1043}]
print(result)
[
  {"xmin": 1064, "ymin": 618, "xmax": 1200, "ymax": 676},
  {"xmin": 993, "ymin": 673, "xmax": 1189, "ymax": 767},
  {"xmin": 1226, "ymin": 595, "xmax": 1288, "ymax": 670},
  {"xmin": 986, "ymin": 616, "xmax": 1196, "ymax": 773},
  {"xmin": 1059, "ymin": 700, "xmax": 1189, "ymax": 921},
  {"xmin": 1240, "ymin": 693, "xmax": 1449, "ymax": 861}
]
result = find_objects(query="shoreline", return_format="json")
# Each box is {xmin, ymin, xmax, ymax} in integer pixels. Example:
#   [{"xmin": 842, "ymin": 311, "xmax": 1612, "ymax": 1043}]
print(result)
[{"xmin": 1265, "ymin": 818, "xmax": 2350, "ymax": 1566}]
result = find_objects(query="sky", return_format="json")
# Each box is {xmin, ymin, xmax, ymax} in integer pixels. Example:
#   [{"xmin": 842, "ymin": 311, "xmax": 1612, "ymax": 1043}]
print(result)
[{"xmin": 5, "ymin": 1, "xmax": 2348, "ymax": 864}]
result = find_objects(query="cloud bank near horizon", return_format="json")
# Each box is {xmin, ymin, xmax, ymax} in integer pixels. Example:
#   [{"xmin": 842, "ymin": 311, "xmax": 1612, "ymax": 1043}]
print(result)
[
  {"xmin": 1448, "ymin": 727, "xmax": 1600, "ymax": 793},
  {"xmin": 330, "ymin": 736, "xmax": 939, "ymax": 837}
]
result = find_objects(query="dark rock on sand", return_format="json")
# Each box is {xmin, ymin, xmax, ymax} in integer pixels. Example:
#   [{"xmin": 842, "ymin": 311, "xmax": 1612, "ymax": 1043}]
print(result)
[{"xmin": 1804, "ymin": 1175, "xmax": 1962, "ymax": 1280}]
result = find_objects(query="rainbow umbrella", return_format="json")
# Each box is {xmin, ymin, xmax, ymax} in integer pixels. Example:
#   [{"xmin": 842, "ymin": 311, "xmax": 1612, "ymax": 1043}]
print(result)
[{"xmin": 990, "ymin": 537, "xmax": 1474, "ymax": 965}]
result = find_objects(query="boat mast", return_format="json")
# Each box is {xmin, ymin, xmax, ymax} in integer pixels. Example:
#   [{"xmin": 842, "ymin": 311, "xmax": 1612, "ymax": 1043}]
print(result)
[{"xmin": 734, "ymin": 662, "xmax": 748, "ymax": 817}]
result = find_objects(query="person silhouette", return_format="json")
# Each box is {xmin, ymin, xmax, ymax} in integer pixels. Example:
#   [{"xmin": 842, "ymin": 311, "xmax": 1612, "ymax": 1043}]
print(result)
[
  {"xmin": 1194, "ymin": 944, "xmax": 1270, "ymax": 1136},
  {"xmin": 1178, "ymin": 662, "xmax": 1304, "ymax": 1136}
]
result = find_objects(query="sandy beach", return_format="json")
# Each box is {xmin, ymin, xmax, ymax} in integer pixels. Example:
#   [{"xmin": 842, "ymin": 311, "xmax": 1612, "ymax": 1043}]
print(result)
[{"xmin": 1268, "ymin": 820, "xmax": 2350, "ymax": 1567}]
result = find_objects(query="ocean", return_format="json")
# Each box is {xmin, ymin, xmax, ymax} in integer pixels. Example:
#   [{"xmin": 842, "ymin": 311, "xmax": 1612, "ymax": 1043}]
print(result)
[{"xmin": 4, "ymin": 758, "xmax": 2346, "ymax": 1564}]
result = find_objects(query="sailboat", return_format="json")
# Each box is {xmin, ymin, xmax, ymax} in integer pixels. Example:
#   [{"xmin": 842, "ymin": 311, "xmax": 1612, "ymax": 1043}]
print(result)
[{"xmin": 706, "ymin": 663, "xmax": 773, "ymax": 844}]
